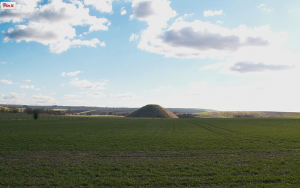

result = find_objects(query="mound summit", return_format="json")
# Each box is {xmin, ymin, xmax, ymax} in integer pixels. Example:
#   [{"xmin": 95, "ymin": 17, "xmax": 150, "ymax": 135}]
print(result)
[{"xmin": 126, "ymin": 104, "xmax": 178, "ymax": 118}]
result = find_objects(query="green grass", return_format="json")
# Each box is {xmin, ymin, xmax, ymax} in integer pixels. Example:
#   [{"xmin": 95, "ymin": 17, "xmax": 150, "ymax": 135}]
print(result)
[{"xmin": 1, "ymin": 118, "xmax": 300, "ymax": 186}]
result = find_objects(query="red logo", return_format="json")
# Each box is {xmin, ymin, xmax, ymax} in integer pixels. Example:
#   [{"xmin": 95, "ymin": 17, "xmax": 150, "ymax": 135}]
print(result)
[
  {"xmin": 3, "ymin": 3, "xmax": 14, "ymax": 7},
  {"xmin": 1, "ymin": 2, "xmax": 16, "ymax": 9}
]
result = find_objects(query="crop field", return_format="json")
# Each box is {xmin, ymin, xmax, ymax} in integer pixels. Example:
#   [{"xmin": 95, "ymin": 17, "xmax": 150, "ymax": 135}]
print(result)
[{"xmin": 1, "ymin": 117, "xmax": 300, "ymax": 187}]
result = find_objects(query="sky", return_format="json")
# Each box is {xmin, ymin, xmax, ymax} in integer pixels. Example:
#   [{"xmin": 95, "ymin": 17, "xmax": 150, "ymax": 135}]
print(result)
[{"xmin": 0, "ymin": 0, "xmax": 300, "ymax": 111}]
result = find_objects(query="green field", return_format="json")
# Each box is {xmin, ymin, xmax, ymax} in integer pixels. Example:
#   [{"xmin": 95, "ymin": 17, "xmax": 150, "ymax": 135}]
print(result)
[{"xmin": 1, "ymin": 118, "xmax": 300, "ymax": 187}]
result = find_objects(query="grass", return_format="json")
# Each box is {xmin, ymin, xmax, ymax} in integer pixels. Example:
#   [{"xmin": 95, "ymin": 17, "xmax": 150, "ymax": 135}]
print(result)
[{"xmin": 1, "ymin": 117, "xmax": 300, "ymax": 186}]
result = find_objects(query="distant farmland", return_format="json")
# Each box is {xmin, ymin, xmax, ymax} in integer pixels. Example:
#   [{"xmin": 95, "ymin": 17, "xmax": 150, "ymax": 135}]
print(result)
[
  {"xmin": 194, "ymin": 111, "xmax": 300, "ymax": 118},
  {"xmin": 1, "ymin": 117, "xmax": 300, "ymax": 186}
]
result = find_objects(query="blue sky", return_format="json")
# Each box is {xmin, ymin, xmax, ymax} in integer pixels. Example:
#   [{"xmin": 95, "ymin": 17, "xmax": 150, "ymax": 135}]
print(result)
[{"xmin": 0, "ymin": 0, "xmax": 300, "ymax": 111}]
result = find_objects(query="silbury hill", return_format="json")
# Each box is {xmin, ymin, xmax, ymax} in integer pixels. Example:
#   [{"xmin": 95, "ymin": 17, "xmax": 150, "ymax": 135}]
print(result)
[{"xmin": 126, "ymin": 104, "xmax": 178, "ymax": 118}]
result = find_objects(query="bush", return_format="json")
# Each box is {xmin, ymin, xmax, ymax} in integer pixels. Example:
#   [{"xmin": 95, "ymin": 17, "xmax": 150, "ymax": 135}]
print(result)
[
  {"xmin": 33, "ymin": 109, "xmax": 39, "ymax": 120},
  {"xmin": 25, "ymin": 107, "xmax": 33, "ymax": 114}
]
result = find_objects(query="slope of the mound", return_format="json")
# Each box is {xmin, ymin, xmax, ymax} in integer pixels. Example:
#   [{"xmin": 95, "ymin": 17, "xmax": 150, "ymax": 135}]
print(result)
[{"xmin": 126, "ymin": 104, "xmax": 178, "ymax": 118}]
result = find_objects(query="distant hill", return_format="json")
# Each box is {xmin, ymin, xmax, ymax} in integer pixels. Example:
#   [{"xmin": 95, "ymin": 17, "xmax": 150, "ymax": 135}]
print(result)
[
  {"xmin": 0, "ymin": 104, "xmax": 213, "ymax": 114},
  {"xmin": 126, "ymin": 104, "xmax": 178, "ymax": 118}
]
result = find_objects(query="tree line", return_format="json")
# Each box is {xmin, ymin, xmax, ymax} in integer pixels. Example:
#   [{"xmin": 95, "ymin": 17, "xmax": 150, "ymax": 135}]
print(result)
[
  {"xmin": 0, "ymin": 106, "xmax": 66, "ymax": 115},
  {"xmin": 24, "ymin": 107, "xmax": 66, "ymax": 115},
  {"xmin": 0, "ymin": 106, "xmax": 20, "ymax": 114}
]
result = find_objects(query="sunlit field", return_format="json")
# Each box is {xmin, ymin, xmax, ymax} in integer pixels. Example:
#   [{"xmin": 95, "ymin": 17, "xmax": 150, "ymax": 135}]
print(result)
[{"xmin": 1, "ymin": 117, "xmax": 300, "ymax": 186}]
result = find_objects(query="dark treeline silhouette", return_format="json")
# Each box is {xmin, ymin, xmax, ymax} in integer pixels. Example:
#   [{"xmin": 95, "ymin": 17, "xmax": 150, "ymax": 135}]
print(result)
[
  {"xmin": 25, "ymin": 107, "xmax": 65, "ymax": 115},
  {"xmin": 0, "ymin": 106, "xmax": 21, "ymax": 114},
  {"xmin": 177, "ymin": 113, "xmax": 197, "ymax": 118}
]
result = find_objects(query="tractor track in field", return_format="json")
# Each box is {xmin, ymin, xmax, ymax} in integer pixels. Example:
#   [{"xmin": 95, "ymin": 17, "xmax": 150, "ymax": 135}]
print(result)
[
  {"xmin": 1, "ymin": 151, "xmax": 300, "ymax": 159},
  {"xmin": 184, "ymin": 119, "xmax": 236, "ymax": 135},
  {"xmin": 184, "ymin": 120, "xmax": 217, "ymax": 134},
  {"xmin": 196, "ymin": 121, "xmax": 235, "ymax": 134},
  {"xmin": 104, "ymin": 151, "xmax": 300, "ymax": 158}
]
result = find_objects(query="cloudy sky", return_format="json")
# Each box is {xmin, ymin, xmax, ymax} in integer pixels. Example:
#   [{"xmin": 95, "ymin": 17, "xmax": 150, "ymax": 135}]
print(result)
[{"xmin": 1, "ymin": 0, "xmax": 300, "ymax": 111}]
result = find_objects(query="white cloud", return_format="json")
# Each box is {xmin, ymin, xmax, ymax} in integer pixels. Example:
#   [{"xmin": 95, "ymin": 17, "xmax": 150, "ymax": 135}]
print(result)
[
  {"xmin": 20, "ymin": 85, "xmax": 34, "ymax": 89},
  {"xmin": 89, "ymin": 92, "xmax": 105, "ymax": 97},
  {"xmin": 62, "ymin": 94, "xmax": 81, "ymax": 99},
  {"xmin": 71, "ymin": 39, "xmax": 102, "ymax": 48},
  {"xmin": 4, "ymin": 22, "xmax": 76, "ymax": 45},
  {"xmin": 0, "ymin": 79, "xmax": 13, "ymax": 84},
  {"xmin": 31, "ymin": 94, "xmax": 56, "ymax": 104},
  {"xmin": 161, "ymin": 24, "xmax": 267, "ymax": 51},
  {"xmin": 129, "ymin": 0, "xmax": 293, "ymax": 82},
  {"xmin": 183, "ymin": 13, "xmax": 194, "ymax": 18},
  {"xmin": 100, "ymin": 41, "xmax": 106, "ymax": 47},
  {"xmin": 120, "ymin": 7, "xmax": 127, "ymax": 15},
  {"xmin": 61, "ymin": 71, "xmax": 82, "ymax": 77},
  {"xmin": 129, "ymin": 33, "xmax": 139, "ymax": 41},
  {"xmin": 204, "ymin": 10, "xmax": 224, "ymax": 17},
  {"xmin": 173, "ymin": 13, "xmax": 194, "ymax": 23},
  {"xmin": 67, "ymin": 99, "xmax": 90, "ymax": 105},
  {"xmin": 3, "ymin": 92, "xmax": 25, "ymax": 100},
  {"xmin": 20, "ymin": 85, "xmax": 42, "ymax": 90},
  {"xmin": 130, "ymin": 1, "xmax": 287, "ymax": 59},
  {"xmin": 137, "ymin": 18, "xmax": 286, "ymax": 59},
  {"xmin": 49, "ymin": 38, "xmax": 104, "ymax": 53},
  {"xmin": 67, "ymin": 71, "xmax": 81, "ymax": 76},
  {"xmin": 108, "ymin": 92, "xmax": 137, "ymax": 99},
  {"xmin": 229, "ymin": 62, "xmax": 293, "ymax": 73},
  {"xmin": 216, "ymin": 46, "xmax": 299, "ymax": 75},
  {"xmin": 0, "ymin": 0, "xmax": 41, "ymax": 23},
  {"xmin": 258, "ymin": 4, "xmax": 274, "ymax": 12},
  {"xmin": 69, "ymin": 78, "xmax": 106, "ymax": 89},
  {"xmin": 16, "ymin": 0, "xmax": 41, "ymax": 8},
  {"xmin": 263, "ymin": 8, "xmax": 274, "ymax": 12},
  {"xmin": 2, "ymin": 0, "xmax": 110, "ymax": 53},
  {"xmin": 216, "ymin": 20, "xmax": 223, "ymax": 24},
  {"xmin": 151, "ymin": 85, "xmax": 170, "ymax": 92},
  {"xmin": 199, "ymin": 62, "xmax": 226, "ymax": 70},
  {"xmin": 258, "ymin": 4, "xmax": 266, "ymax": 8},
  {"xmin": 130, "ymin": 0, "xmax": 177, "ymax": 28},
  {"xmin": 84, "ymin": 0, "xmax": 113, "ymax": 13},
  {"xmin": 151, "ymin": 88, "xmax": 161, "ymax": 92},
  {"xmin": 130, "ymin": 0, "xmax": 177, "ymax": 55},
  {"xmin": 24, "ymin": 79, "xmax": 31, "ymax": 82},
  {"xmin": 0, "ymin": 62, "xmax": 6, "ymax": 64}
]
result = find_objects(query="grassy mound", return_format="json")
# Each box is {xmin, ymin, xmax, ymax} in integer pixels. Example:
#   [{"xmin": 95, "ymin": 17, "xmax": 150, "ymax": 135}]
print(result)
[{"xmin": 126, "ymin": 104, "xmax": 178, "ymax": 118}]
